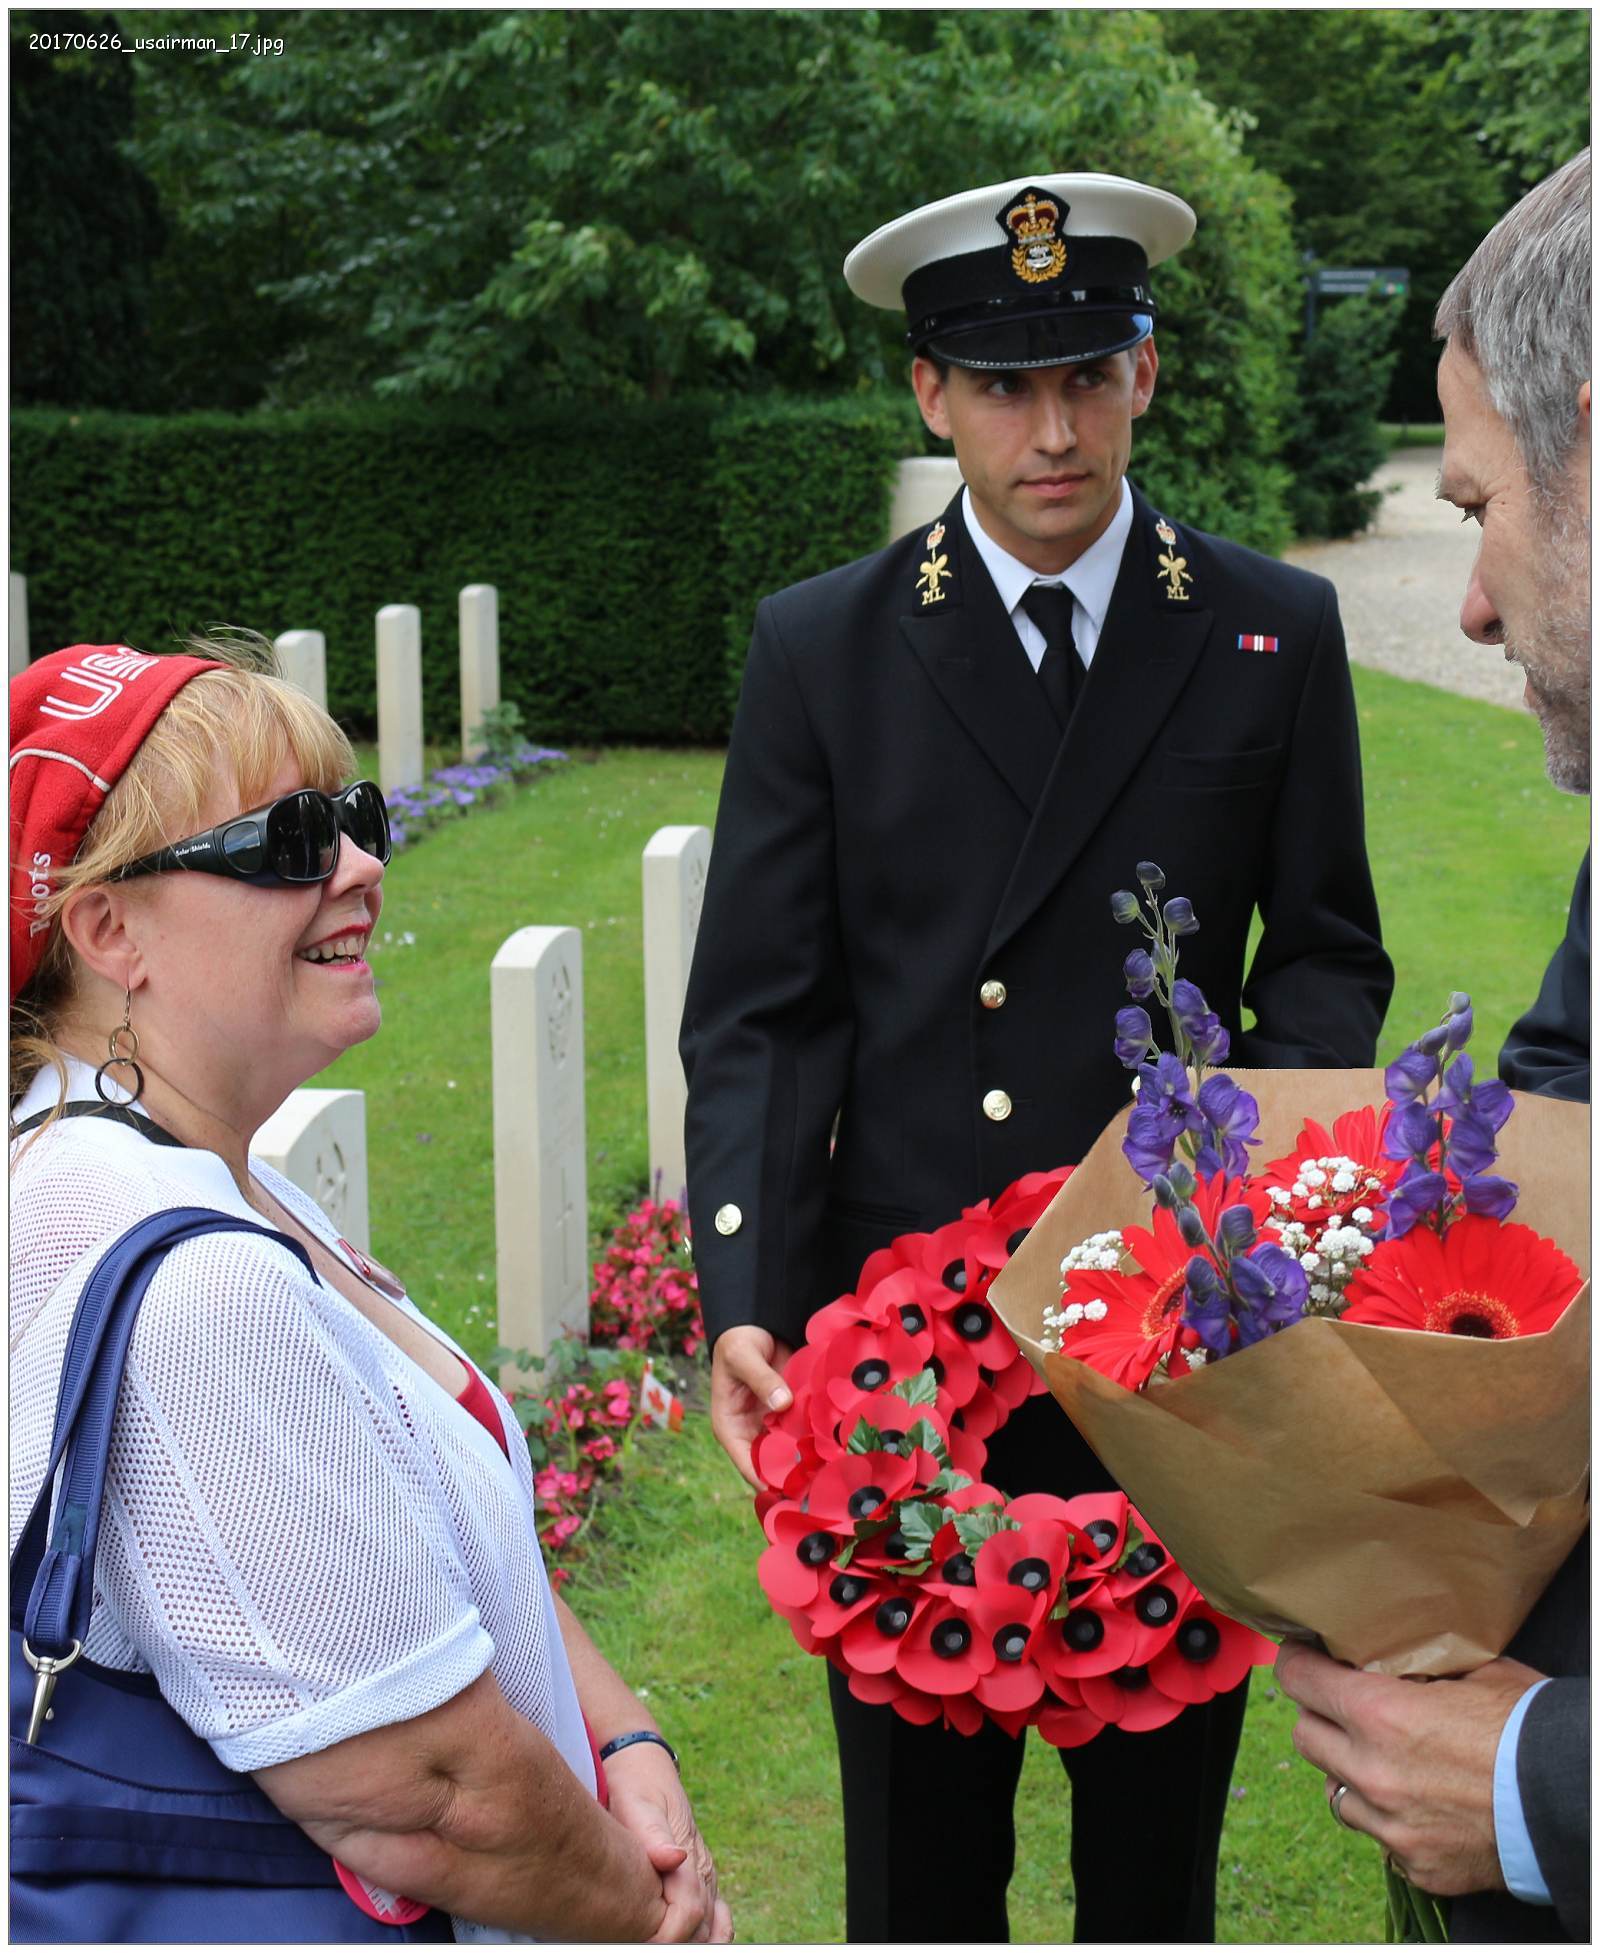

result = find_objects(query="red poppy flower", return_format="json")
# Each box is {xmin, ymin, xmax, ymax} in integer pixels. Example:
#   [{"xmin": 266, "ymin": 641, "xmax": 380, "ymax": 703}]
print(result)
[
  {"xmin": 1340, "ymin": 1216, "xmax": 1581, "ymax": 1339},
  {"xmin": 839, "ymin": 1587, "xmax": 933, "ymax": 1674},
  {"xmin": 962, "ymin": 1166, "xmax": 1075, "ymax": 1268},
  {"xmin": 1031, "ymin": 1595, "xmax": 1140, "ymax": 1685},
  {"xmin": 895, "ymin": 1598, "xmax": 997, "ymax": 1695},
  {"xmin": 1079, "ymin": 1664, "xmax": 1188, "ymax": 1733},
  {"xmin": 752, "ymin": 1423, "xmax": 820, "ymax": 1499},
  {"xmin": 974, "ymin": 1518, "xmax": 1072, "ymax": 1601},
  {"xmin": 846, "ymin": 1664, "xmax": 946, "ymax": 1725},
  {"xmin": 966, "ymin": 1589, "xmax": 1051, "ymax": 1714},
  {"xmin": 1059, "ymin": 1492, "xmax": 1134, "ymax": 1579},
  {"xmin": 1257, "ymin": 1107, "xmax": 1401, "ymax": 1229},
  {"xmin": 817, "ymin": 1321, "xmax": 929, "ymax": 1414},
  {"xmin": 758, "ymin": 1504, "xmax": 842, "ymax": 1610},
  {"xmin": 941, "ymin": 1690, "xmax": 988, "ymax": 1737},
  {"xmin": 806, "ymin": 1452, "xmax": 918, "ymax": 1529},
  {"xmin": 1034, "ymin": 1685, "xmax": 1105, "ymax": 1749},
  {"xmin": 844, "ymin": 1264, "xmax": 943, "ymax": 1357},
  {"xmin": 1147, "ymin": 1595, "xmax": 1273, "ymax": 1704},
  {"xmin": 1054, "ymin": 1177, "xmax": 1254, "ymax": 1388},
  {"xmin": 805, "ymin": 1564, "xmax": 888, "ymax": 1641}
]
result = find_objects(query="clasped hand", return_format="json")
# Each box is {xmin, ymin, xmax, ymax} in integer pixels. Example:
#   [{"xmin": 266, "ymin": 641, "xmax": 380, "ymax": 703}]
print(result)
[{"xmin": 606, "ymin": 1741, "xmax": 732, "ymax": 1944}]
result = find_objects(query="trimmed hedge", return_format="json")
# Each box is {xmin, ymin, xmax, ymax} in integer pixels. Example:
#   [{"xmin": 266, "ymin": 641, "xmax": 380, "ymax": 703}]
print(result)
[{"xmin": 12, "ymin": 397, "xmax": 918, "ymax": 743}]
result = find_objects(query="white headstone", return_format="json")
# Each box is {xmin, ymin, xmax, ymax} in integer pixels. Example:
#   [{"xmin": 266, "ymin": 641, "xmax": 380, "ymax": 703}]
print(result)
[
  {"xmin": 642, "ymin": 825, "xmax": 710, "ymax": 1204},
  {"xmin": 376, "ymin": 603, "xmax": 424, "ymax": 794},
  {"xmin": 274, "ymin": 629, "xmax": 327, "ymax": 712},
  {"xmin": 491, "ymin": 925, "xmax": 588, "ymax": 1374},
  {"xmin": 888, "ymin": 456, "xmax": 965, "ymax": 542},
  {"xmin": 459, "ymin": 584, "xmax": 501, "ymax": 760},
  {"xmin": 9, "ymin": 573, "xmax": 29, "ymax": 677},
  {"xmin": 252, "ymin": 1088, "xmax": 370, "ymax": 1251}
]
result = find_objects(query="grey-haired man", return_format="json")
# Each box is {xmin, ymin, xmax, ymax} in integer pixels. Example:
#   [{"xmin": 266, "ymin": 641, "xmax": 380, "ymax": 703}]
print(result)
[{"xmin": 1278, "ymin": 148, "xmax": 1591, "ymax": 1944}]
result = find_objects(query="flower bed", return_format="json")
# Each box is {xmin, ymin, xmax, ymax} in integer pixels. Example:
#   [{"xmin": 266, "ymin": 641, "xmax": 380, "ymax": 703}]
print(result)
[
  {"xmin": 386, "ymin": 743, "xmax": 567, "ymax": 851},
  {"xmin": 589, "ymin": 1190, "xmax": 705, "ymax": 1358}
]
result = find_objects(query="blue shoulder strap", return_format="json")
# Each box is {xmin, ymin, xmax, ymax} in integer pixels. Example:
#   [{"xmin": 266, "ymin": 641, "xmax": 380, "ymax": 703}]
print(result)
[{"xmin": 11, "ymin": 1208, "xmax": 317, "ymax": 1657}]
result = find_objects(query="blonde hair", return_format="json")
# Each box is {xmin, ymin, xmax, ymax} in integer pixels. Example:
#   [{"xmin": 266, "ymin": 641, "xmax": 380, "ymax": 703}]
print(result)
[{"xmin": 10, "ymin": 629, "xmax": 356, "ymax": 1123}]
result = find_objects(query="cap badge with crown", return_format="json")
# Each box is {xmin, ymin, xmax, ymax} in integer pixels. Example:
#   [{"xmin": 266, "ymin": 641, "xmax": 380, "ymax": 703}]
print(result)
[{"xmin": 1003, "ymin": 189, "xmax": 1068, "ymax": 285}]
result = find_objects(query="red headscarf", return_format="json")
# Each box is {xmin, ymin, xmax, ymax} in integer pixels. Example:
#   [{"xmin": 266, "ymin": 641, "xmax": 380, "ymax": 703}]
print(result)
[{"xmin": 9, "ymin": 646, "xmax": 225, "ymax": 1000}]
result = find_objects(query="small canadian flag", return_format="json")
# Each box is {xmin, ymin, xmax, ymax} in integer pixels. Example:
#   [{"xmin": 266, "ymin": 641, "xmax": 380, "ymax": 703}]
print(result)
[{"xmin": 639, "ymin": 1359, "xmax": 684, "ymax": 1432}]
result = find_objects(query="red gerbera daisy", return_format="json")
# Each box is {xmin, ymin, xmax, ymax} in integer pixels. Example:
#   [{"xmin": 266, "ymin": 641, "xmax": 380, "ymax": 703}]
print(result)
[
  {"xmin": 1340, "ymin": 1215, "xmax": 1581, "ymax": 1339},
  {"xmin": 1257, "ymin": 1106, "xmax": 1402, "ymax": 1231},
  {"xmin": 1049, "ymin": 1177, "xmax": 1255, "ymax": 1388}
]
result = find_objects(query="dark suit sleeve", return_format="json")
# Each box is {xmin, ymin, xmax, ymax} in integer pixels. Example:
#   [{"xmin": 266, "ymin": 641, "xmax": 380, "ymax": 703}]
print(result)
[
  {"xmin": 1518, "ymin": 1677, "xmax": 1591, "ymax": 1940},
  {"xmin": 1236, "ymin": 581, "xmax": 1394, "ymax": 1066},
  {"xmin": 679, "ymin": 600, "xmax": 853, "ymax": 1349},
  {"xmin": 1499, "ymin": 853, "xmax": 1590, "ymax": 1103}
]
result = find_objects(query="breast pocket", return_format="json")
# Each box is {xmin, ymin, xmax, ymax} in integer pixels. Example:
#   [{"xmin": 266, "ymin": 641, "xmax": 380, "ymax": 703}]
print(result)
[{"xmin": 1157, "ymin": 743, "xmax": 1285, "ymax": 795}]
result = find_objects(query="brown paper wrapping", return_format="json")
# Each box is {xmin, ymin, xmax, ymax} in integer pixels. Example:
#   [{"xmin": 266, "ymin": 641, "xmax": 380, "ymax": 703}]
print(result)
[{"xmin": 989, "ymin": 1069, "xmax": 1591, "ymax": 1676}]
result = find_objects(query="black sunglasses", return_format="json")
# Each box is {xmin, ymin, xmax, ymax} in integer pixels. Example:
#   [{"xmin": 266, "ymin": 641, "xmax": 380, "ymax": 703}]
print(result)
[{"xmin": 112, "ymin": 781, "xmax": 392, "ymax": 887}]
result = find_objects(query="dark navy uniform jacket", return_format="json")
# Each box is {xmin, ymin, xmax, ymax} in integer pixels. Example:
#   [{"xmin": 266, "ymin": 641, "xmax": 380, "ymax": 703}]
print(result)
[{"xmin": 681, "ymin": 483, "xmax": 1394, "ymax": 1350}]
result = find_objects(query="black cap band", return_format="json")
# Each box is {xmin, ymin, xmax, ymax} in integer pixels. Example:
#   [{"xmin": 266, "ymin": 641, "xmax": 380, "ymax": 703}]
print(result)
[{"xmin": 903, "ymin": 232, "xmax": 1152, "ymax": 344}]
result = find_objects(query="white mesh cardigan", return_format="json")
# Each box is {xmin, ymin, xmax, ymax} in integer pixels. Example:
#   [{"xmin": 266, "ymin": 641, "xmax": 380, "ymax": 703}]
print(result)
[{"xmin": 9, "ymin": 1058, "xmax": 595, "ymax": 1795}]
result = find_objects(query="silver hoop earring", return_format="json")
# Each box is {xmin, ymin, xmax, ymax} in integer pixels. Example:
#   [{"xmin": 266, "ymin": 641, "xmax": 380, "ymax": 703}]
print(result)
[{"xmin": 94, "ymin": 989, "xmax": 145, "ymax": 1107}]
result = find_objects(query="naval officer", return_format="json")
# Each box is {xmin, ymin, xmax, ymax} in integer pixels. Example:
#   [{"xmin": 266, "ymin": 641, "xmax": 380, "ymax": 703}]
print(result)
[{"xmin": 681, "ymin": 172, "xmax": 1394, "ymax": 1942}]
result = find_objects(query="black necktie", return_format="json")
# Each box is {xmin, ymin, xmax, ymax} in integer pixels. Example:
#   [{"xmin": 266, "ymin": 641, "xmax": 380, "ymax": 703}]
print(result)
[{"xmin": 1019, "ymin": 584, "xmax": 1083, "ymax": 732}]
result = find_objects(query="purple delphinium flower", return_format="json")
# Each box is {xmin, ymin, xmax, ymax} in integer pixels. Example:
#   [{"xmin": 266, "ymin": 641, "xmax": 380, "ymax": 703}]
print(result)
[
  {"xmin": 1162, "ymin": 896, "xmax": 1198, "ymax": 936},
  {"xmin": 1111, "ymin": 888, "xmax": 1141, "ymax": 925},
  {"xmin": 1230, "ymin": 1244, "xmax": 1309, "ymax": 1343},
  {"xmin": 1216, "ymin": 1203, "xmax": 1256, "ymax": 1256},
  {"xmin": 1125, "ymin": 1101, "xmax": 1189, "ymax": 1184},
  {"xmin": 1458, "ymin": 1173, "xmax": 1518, "ymax": 1219},
  {"xmin": 1386, "ymin": 1165, "xmax": 1451, "ymax": 1238},
  {"xmin": 1183, "ymin": 1256, "xmax": 1231, "ymax": 1355},
  {"xmin": 1114, "ymin": 1006, "xmax": 1154, "ymax": 1068},
  {"xmin": 1384, "ymin": 1046, "xmax": 1437, "ymax": 1105},
  {"xmin": 1172, "ymin": 978, "xmax": 1231, "ymax": 1067},
  {"xmin": 1123, "ymin": 949, "xmax": 1157, "ymax": 1000},
  {"xmin": 1194, "ymin": 1074, "xmax": 1260, "ymax": 1178}
]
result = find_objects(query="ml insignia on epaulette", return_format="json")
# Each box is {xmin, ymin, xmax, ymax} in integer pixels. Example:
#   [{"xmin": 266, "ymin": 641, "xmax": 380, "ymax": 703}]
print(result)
[
  {"xmin": 1153, "ymin": 517, "xmax": 1193, "ymax": 603},
  {"xmin": 917, "ymin": 521, "xmax": 952, "ymax": 605}
]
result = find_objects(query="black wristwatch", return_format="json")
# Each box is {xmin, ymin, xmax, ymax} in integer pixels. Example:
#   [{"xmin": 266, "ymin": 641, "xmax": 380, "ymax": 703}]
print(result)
[{"xmin": 597, "ymin": 1728, "xmax": 679, "ymax": 1769}]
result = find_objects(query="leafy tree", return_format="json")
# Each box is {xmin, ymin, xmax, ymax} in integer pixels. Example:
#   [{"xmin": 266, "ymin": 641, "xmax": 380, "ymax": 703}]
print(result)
[
  {"xmin": 1448, "ymin": 10, "xmax": 1591, "ymax": 186},
  {"xmin": 10, "ymin": 11, "xmax": 166, "ymax": 407},
  {"xmin": 122, "ymin": 9, "xmax": 1296, "ymax": 438},
  {"xmin": 1163, "ymin": 9, "xmax": 1516, "ymax": 421},
  {"xmin": 1282, "ymin": 291, "xmax": 1403, "ymax": 538}
]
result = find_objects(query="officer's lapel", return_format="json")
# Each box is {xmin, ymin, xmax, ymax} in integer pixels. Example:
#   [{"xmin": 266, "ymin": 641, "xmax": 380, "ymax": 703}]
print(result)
[
  {"xmin": 899, "ymin": 494, "xmax": 1061, "ymax": 817},
  {"xmin": 985, "ymin": 484, "xmax": 1215, "ymax": 957}
]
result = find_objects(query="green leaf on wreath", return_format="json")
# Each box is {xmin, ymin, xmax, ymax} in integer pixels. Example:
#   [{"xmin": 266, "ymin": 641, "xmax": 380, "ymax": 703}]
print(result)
[
  {"xmin": 902, "ymin": 1417, "xmax": 950, "ymax": 1464},
  {"xmin": 925, "ymin": 1468, "xmax": 973, "ymax": 1498},
  {"xmin": 846, "ymin": 1420, "xmax": 884, "ymax": 1455},
  {"xmin": 952, "ymin": 1504, "xmax": 1023, "ymax": 1557},
  {"xmin": 1114, "ymin": 1521, "xmax": 1146, "ymax": 1572},
  {"xmin": 889, "ymin": 1368, "xmax": 940, "ymax": 1408},
  {"xmin": 1048, "ymin": 1592, "xmax": 1073, "ymax": 1622},
  {"xmin": 894, "ymin": 1500, "xmax": 945, "ymax": 1557}
]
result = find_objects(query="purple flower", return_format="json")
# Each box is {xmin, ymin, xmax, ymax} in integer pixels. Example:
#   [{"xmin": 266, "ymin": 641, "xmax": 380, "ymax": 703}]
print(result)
[
  {"xmin": 1172, "ymin": 979, "xmax": 1230, "ymax": 1066},
  {"xmin": 1162, "ymin": 896, "xmax": 1198, "ymax": 936},
  {"xmin": 1111, "ymin": 888, "xmax": 1141, "ymax": 924},
  {"xmin": 1231, "ymin": 1243, "xmax": 1308, "ymax": 1342},
  {"xmin": 1123, "ymin": 950, "xmax": 1157, "ymax": 1000},
  {"xmin": 1444, "ymin": 1002, "xmax": 1474, "ymax": 1053},
  {"xmin": 1444, "ymin": 1107, "xmax": 1501, "ymax": 1177},
  {"xmin": 1176, "ymin": 1203, "xmax": 1209, "ymax": 1249},
  {"xmin": 1114, "ymin": 1006, "xmax": 1154, "ymax": 1068},
  {"xmin": 1195, "ymin": 1075, "xmax": 1260, "ymax": 1178},
  {"xmin": 1124, "ymin": 1101, "xmax": 1188, "ymax": 1184},
  {"xmin": 1136, "ymin": 861, "xmax": 1166, "ymax": 890},
  {"xmin": 1182, "ymin": 1256, "xmax": 1231, "ymax": 1354},
  {"xmin": 1384, "ymin": 1045, "xmax": 1437, "ymax": 1105},
  {"xmin": 1436, "ymin": 1053, "xmax": 1475, "ymax": 1113},
  {"xmin": 1458, "ymin": 1173, "xmax": 1519, "ymax": 1219},
  {"xmin": 1385, "ymin": 1165, "xmax": 1450, "ymax": 1238},
  {"xmin": 1384, "ymin": 1098, "xmax": 1442, "ymax": 1162},
  {"xmin": 1216, "ymin": 1203, "xmax": 1257, "ymax": 1257}
]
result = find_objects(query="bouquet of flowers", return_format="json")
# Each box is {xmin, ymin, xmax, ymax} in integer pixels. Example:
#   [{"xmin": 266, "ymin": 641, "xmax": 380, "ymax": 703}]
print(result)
[
  {"xmin": 753, "ymin": 1168, "xmax": 1276, "ymax": 1745},
  {"xmin": 989, "ymin": 862, "xmax": 1589, "ymax": 1681}
]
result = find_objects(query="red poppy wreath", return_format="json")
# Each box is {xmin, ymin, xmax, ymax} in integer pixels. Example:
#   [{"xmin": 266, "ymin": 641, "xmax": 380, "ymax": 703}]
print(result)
[{"xmin": 754, "ymin": 1168, "xmax": 1275, "ymax": 1743}]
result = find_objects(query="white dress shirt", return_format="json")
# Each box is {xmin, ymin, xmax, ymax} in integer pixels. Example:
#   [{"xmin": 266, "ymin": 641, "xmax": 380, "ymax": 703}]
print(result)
[{"xmin": 961, "ymin": 477, "xmax": 1134, "ymax": 671}]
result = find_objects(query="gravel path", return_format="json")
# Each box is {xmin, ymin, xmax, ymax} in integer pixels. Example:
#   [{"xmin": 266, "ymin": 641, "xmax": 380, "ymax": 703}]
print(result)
[{"xmin": 1283, "ymin": 444, "xmax": 1524, "ymax": 711}]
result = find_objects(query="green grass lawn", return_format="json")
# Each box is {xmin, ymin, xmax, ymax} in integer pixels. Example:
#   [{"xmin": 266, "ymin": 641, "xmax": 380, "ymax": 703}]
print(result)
[{"xmin": 317, "ymin": 672, "xmax": 1586, "ymax": 1942}]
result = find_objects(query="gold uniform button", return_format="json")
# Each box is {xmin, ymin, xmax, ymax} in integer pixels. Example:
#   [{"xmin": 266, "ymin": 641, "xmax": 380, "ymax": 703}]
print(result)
[
  {"xmin": 979, "ymin": 979, "xmax": 1007, "ymax": 1010},
  {"xmin": 714, "ymin": 1203, "xmax": 743, "ymax": 1236},
  {"xmin": 982, "ymin": 1089, "xmax": 1013, "ymax": 1122}
]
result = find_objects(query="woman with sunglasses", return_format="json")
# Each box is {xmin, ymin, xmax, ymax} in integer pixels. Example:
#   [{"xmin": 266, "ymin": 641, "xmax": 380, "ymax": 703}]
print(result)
[{"xmin": 10, "ymin": 637, "xmax": 731, "ymax": 1943}]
